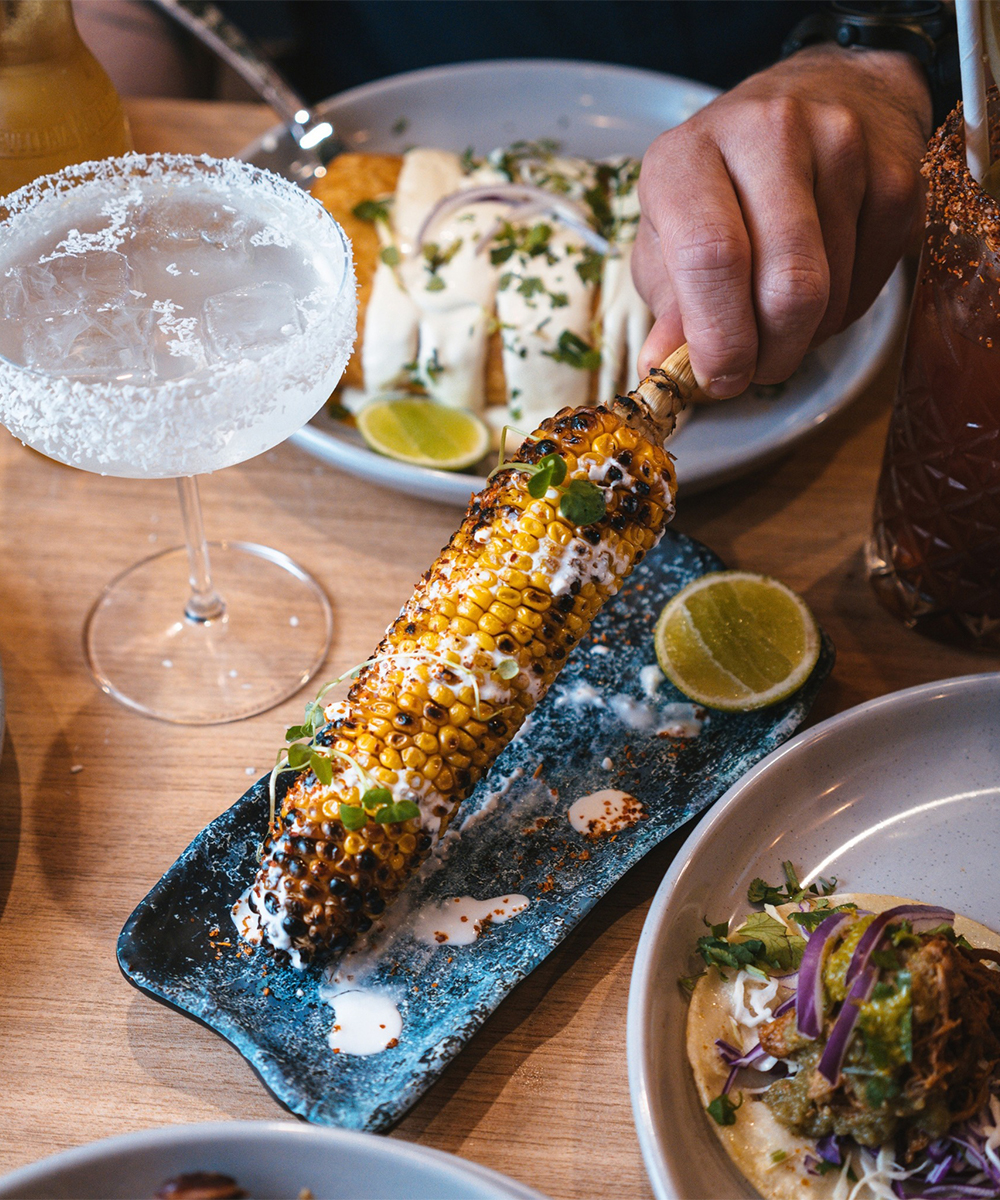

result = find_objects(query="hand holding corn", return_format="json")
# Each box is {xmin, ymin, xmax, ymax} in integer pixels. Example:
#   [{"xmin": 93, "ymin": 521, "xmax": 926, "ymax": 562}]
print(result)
[{"xmin": 235, "ymin": 347, "xmax": 700, "ymax": 966}]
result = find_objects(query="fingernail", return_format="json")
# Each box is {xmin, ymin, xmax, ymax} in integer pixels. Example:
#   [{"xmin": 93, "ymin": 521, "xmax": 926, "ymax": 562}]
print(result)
[{"xmin": 706, "ymin": 374, "xmax": 748, "ymax": 400}]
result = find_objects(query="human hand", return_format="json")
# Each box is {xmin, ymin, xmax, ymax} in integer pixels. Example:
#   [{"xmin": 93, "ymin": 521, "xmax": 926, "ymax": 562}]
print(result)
[{"xmin": 633, "ymin": 46, "xmax": 932, "ymax": 397}]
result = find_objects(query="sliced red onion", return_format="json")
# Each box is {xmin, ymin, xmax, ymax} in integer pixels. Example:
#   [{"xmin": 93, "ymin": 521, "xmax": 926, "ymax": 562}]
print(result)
[
  {"xmin": 927, "ymin": 1157, "xmax": 956, "ymax": 1184},
  {"xmin": 817, "ymin": 965, "xmax": 877, "ymax": 1084},
  {"xmin": 845, "ymin": 905, "xmax": 954, "ymax": 989},
  {"xmin": 413, "ymin": 183, "xmax": 617, "ymax": 257},
  {"xmin": 773, "ymin": 995, "xmax": 796, "ymax": 1018},
  {"xmin": 816, "ymin": 1134, "xmax": 842, "ymax": 1165},
  {"xmin": 797, "ymin": 911, "xmax": 856, "ymax": 1039}
]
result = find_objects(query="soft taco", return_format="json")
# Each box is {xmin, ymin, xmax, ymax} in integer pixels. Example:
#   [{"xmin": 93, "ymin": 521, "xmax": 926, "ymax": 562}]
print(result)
[{"xmin": 685, "ymin": 878, "xmax": 1000, "ymax": 1199}]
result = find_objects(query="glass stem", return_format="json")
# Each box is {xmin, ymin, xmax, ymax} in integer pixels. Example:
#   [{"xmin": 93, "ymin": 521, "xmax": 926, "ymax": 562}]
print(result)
[{"xmin": 177, "ymin": 476, "xmax": 226, "ymax": 623}]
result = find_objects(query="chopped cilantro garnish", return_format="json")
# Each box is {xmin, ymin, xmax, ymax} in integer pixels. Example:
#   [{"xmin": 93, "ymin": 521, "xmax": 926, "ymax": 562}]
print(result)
[
  {"xmin": 770, "ymin": 1150, "xmax": 788, "ymax": 1164},
  {"xmin": 542, "ymin": 329, "xmax": 601, "ymax": 371},
  {"xmin": 707, "ymin": 1093, "xmax": 742, "ymax": 1126},
  {"xmin": 352, "ymin": 198, "xmax": 391, "ymax": 223},
  {"xmin": 380, "ymin": 245, "xmax": 401, "ymax": 267}
]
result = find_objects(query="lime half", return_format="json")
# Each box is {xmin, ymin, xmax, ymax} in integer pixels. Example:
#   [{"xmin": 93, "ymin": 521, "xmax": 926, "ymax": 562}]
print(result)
[
  {"xmin": 357, "ymin": 397, "xmax": 490, "ymax": 471},
  {"xmin": 654, "ymin": 571, "xmax": 820, "ymax": 711}
]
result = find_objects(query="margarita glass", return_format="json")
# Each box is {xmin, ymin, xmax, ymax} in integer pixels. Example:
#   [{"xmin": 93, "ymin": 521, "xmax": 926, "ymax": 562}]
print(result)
[{"xmin": 0, "ymin": 153, "xmax": 356, "ymax": 722}]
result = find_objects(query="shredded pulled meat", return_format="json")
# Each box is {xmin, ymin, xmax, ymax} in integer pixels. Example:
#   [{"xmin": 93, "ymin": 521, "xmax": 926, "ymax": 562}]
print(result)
[{"xmin": 760, "ymin": 936, "xmax": 1000, "ymax": 1158}]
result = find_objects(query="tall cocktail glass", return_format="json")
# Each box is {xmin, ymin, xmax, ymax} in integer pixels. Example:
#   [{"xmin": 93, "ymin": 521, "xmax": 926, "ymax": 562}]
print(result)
[
  {"xmin": 0, "ymin": 153, "xmax": 356, "ymax": 722},
  {"xmin": 867, "ymin": 98, "xmax": 1000, "ymax": 648}
]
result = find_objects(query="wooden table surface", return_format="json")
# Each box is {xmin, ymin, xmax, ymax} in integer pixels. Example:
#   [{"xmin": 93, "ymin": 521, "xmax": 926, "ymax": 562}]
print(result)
[{"xmin": 0, "ymin": 98, "xmax": 992, "ymax": 1198}]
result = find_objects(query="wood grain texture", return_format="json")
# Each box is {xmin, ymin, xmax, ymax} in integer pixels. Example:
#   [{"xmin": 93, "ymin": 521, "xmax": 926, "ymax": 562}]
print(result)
[{"xmin": 0, "ymin": 99, "xmax": 987, "ymax": 1200}]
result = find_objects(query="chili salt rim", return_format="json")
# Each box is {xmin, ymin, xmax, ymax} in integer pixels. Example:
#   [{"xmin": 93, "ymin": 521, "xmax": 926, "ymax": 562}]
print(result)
[{"xmin": 923, "ymin": 88, "xmax": 1000, "ymax": 253}]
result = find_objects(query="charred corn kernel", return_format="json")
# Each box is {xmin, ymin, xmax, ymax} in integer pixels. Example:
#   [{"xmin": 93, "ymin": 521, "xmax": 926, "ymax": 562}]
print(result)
[
  {"xmin": 489, "ymin": 601, "xmax": 516, "ymax": 623},
  {"xmin": 468, "ymin": 585, "xmax": 494, "ymax": 609},
  {"xmin": 456, "ymin": 600, "xmax": 483, "ymax": 622},
  {"xmin": 429, "ymin": 683, "xmax": 455, "ymax": 707},
  {"xmin": 478, "ymin": 612, "xmax": 505, "ymax": 636},
  {"xmin": 246, "ymin": 396, "xmax": 678, "ymax": 963}
]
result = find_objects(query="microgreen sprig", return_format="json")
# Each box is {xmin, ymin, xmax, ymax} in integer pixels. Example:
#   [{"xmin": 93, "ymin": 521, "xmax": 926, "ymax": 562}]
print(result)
[{"xmin": 487, "ymin": 427, "xmax": 607, "ymax": 527}]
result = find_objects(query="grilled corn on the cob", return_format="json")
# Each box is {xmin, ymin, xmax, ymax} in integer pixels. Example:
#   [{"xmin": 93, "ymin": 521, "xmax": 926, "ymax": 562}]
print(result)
[{"xmin": 235, "ymin": 350, "xmax": 697, "ymax": 965}]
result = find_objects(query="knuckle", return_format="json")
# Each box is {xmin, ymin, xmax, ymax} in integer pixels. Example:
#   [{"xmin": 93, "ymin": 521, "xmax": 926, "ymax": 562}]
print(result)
[
  {"xmin": 877, "ymin": 159, "xmax": 920, "ymax": 213},
  {"xmin": 757, "ymin": 95, "xmax": 808, "ymax": 148},
  {"xmin": 759, "ymin": 251, "xmax": 829, "ymax": 329},
  {"xmin": 668, "ymin": 217, "xmax": 750, "ymax": 283}
]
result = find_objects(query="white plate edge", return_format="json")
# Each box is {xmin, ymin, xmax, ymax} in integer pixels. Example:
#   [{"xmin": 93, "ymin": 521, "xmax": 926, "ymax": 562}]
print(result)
[{"xmin": 625, "ymin": 670, "xmax": 1000, "ymax": 1200}]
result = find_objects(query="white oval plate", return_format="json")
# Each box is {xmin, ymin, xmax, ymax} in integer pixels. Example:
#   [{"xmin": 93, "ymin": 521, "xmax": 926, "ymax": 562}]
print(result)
[
  {"xmin": 0, "ymin": 1120, "xmax": 547, "ymax": 1200},
  {"xmin": 626, "ymin": 672, "xmax": 1000, "ymax": 1200},
  {"xmin": 240, "ymin": 60, "xmax": 908, "ymax": 503}
]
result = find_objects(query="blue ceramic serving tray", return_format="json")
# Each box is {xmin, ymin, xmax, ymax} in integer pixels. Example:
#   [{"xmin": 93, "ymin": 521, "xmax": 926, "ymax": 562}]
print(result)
[{"xmin": 118, "ymin": 530, "xmax": 833, "ymax": 1129}]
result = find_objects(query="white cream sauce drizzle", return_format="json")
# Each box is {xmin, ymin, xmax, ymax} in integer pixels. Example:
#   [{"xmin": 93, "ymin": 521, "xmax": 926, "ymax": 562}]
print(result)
[
  {"xmin": 413, "ymin": 894, "xmax": 530, "ymax": 946},
  {"xmin": 568, "ymin": 788, "xmax": 645, "ymax": 836},
  {"xmin": 326, "ymin": 988, "xmax": 402, "ymax": 1056}
]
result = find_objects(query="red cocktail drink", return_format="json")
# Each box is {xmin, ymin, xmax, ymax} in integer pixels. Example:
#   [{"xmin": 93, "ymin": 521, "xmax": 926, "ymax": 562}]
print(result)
[{"xmin": 868, "ymin": 98, "xmax": 1000, "ymax": 648}]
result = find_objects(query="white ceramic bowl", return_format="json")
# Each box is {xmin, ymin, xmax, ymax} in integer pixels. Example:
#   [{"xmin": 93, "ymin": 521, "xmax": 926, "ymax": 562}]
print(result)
[
  {"xmin": 0, "ymin": 1121, "xmax": 548, "ymax": 1200},
  {"xmin": 626, "ymin": 673, "xmax": 1000, "ymax": 1200}
]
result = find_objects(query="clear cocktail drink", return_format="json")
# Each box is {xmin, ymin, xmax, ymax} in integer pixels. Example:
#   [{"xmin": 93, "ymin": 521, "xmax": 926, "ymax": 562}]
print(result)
[{"xmin": 0, "ymin": 154, "xmax": 357, "ymax": 722}]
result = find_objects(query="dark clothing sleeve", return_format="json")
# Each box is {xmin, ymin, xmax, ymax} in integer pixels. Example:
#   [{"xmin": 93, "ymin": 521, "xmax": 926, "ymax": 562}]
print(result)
[{"xmin": 217, "ymin": 0, "xmax": 820, "ymax": 104}]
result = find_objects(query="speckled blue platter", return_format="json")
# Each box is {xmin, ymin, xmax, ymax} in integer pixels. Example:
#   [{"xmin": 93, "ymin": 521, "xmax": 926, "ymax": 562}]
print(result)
[{"xmin": 118, "ymin": 530, "xmax": 833, "ymax": 1130}]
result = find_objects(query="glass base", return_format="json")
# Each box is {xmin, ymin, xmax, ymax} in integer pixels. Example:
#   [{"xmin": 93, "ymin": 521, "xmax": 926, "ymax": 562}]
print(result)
[
  {"xmin": 84, "ymin": 541, "xmax": 333, "ymax": 724},
  {"xmin": 865, "ymin": 536, "xmax": 1000, "ymax": 652}
]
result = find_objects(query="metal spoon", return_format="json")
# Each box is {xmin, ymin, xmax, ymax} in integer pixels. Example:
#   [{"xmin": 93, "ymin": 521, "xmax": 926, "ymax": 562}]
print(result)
[{"xmin": 150, "ymin": 0, "xmax": 342, "ymax": 180}]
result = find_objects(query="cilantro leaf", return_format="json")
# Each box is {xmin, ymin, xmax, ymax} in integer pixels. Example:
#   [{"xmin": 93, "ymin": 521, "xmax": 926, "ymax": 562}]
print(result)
[
  {"xmin": 352, "ymin": 198, "xmax": 390, "ymax": 223},
  {"xmin": 287, "ymin": 742, "xmax": 311, "ymax": 769},
  {"xmin": 380, "ymin": 245, "xmax": 401, "ymax": 267},
  {"xmin": 338, "ymin": 803, "xmax": 367, "ymax": 831},
  {"xmin": 707, "ymin": 1093, "xmax": 742, "ymax": 1126},
  {"xmin": 361, "ymin": 787, "xmax": 393, "ymax": 811},
  {"xmin": 732, "ymin": 912, "xmax": 806, "ymax": 972},
  {"xmin": 309, "ymin": 751, "xmax": 333, "ymax": 787},
  {"xmin": 696, "ymin": 934, "xmax": 765, "ymax": 976},
  {"xmin": 542, "ymin": 329, "xmax": 601, "ymax": 371},
  {"xmin": 678, "ymin": 972, "xmax": 705, "ymax": 996},
  {"xmin": 559, "ymin": 479, "xmax": 606, "ymax": 526}
]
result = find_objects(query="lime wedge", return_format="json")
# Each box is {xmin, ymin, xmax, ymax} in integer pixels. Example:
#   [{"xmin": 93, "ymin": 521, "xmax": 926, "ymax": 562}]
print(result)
[
  {"xmin": 356, "ymin": 397, "xmax": 490, "ymax": 471},
  {"xmin": 654, "ymin": 571, "xmax": 820, "ymax": 711}
]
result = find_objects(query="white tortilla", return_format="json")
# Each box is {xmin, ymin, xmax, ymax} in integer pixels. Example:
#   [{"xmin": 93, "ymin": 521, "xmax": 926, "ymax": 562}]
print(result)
[{"xmin": 686, "ymin": 894, "xmax": 1000, "ymax": 1200}]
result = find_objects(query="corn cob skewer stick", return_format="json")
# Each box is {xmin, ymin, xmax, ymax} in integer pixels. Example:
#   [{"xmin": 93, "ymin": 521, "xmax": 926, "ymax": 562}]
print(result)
[{"xmin": 236, "ymin": 345, "xmax": 699, "ymax": 966}]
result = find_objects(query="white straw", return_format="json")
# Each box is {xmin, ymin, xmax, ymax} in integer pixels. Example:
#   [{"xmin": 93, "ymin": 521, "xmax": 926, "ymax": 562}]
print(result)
[{"xmin": 957, "ymin": 0, "xmax": 990, "ymax": 182}]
